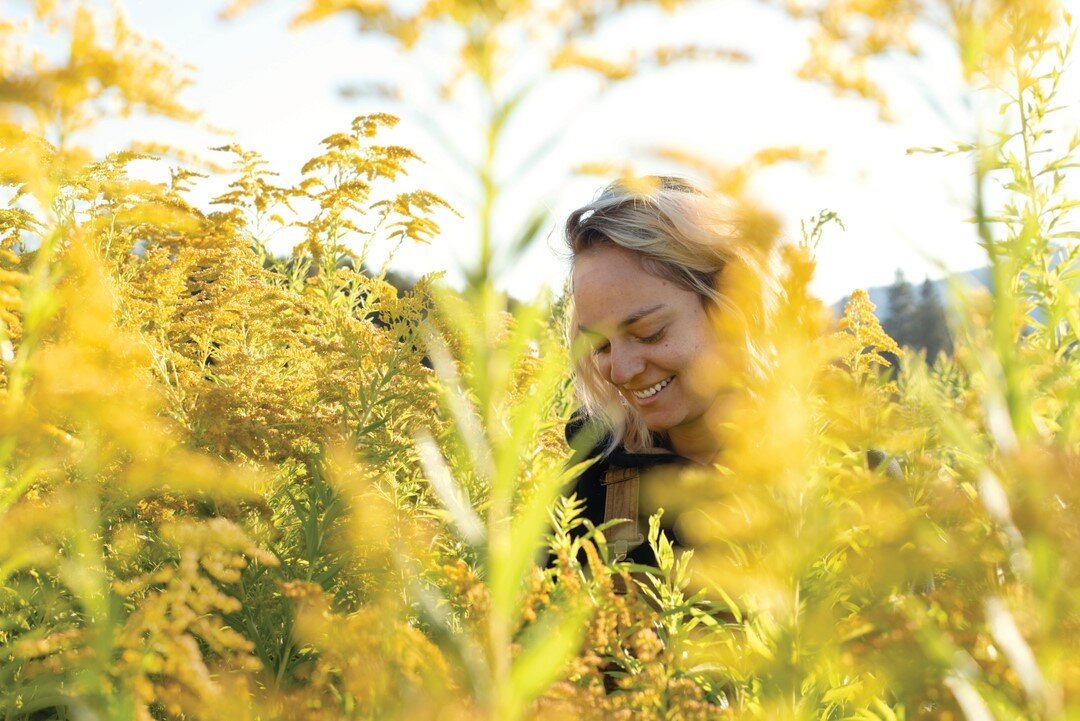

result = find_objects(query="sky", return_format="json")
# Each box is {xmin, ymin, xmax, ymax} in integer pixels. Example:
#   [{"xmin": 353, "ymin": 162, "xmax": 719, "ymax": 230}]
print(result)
[{"xmin": 53, "ymin": 0, "xmax": 1080, "ymax": 304}]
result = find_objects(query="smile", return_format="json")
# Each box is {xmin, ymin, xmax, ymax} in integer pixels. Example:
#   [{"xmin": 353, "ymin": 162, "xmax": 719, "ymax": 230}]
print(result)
[{"xmin": 631, "ymin": 375, "xmax": 674, "ymax": 400}]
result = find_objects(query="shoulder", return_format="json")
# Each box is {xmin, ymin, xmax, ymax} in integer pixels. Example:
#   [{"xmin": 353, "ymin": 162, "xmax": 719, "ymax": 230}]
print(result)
[
  {"xmin": 565, "ymin": 409, "xmax": 606, "ymax": 450},
  {"xmin": 564, "ymin": 412, "xmax": 612, "ymax": 527},
  {"xmin": 563, "ymin": 411, "xmax": 687, "ymax": 526}
]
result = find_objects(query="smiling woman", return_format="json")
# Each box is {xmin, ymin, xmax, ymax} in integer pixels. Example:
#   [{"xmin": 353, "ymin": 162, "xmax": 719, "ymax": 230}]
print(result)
[
  {"xmin": 573, "ymin": 249, "xmax": 722, "ymax": 464},
  {"xmin": 563, "ymin": 176, "xmax": 776, "ymax": 568}
]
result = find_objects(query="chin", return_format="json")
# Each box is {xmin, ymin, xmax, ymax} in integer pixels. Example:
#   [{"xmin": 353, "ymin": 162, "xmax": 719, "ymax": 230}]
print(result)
[{"xmin": 641, "ymin": 412, "xmax": 682, "ymax": 433}]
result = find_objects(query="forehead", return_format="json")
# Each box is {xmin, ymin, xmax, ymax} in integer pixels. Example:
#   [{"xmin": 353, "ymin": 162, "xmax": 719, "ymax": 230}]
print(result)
[{"xmin": 572, "ymin": 244, "xmax": 694, "ymax": 328}]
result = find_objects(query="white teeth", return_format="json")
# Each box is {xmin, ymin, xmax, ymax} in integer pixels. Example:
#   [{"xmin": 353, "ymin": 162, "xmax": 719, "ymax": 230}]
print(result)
[{"xmin": 632, "ymin": 376, "xmax": 673, "ymax": 399}]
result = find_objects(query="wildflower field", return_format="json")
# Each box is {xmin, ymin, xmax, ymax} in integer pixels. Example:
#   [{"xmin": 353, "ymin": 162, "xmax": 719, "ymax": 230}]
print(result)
[{"xmin": 0, "ymin": 1, "xmax": 1077, "ymax": 719}]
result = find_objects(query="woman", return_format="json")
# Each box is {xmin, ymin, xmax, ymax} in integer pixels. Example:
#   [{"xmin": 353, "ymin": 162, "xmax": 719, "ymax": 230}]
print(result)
[{"xmin": 562, "ymin": 175, "xmax": 775, "ymax": 570}]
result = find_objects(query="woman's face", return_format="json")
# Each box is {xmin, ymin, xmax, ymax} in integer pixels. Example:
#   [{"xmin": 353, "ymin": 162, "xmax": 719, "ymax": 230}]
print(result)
[{"xmin": 572, "ymin": 243, "xmax": 723, "ymax": 436}]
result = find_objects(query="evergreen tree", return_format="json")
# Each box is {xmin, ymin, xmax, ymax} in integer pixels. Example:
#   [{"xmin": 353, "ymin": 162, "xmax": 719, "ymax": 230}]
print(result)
[
  {"xmin": 914, "ymin": 277, "xmax": 953, "ymax": 361},
  {"xmin": 883, "ymin": 269, "xmax": 916, "ymax": 348}
]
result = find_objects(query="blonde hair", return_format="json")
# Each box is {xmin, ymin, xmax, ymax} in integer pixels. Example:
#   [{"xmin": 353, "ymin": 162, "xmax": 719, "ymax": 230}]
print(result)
[{"xmin": 565, "ymin": 176, "xmax": 776, "ymax": 455}]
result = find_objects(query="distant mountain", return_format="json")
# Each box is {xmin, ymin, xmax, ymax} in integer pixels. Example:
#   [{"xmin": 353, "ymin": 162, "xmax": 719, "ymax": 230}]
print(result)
[{"xmin": 832, "ymin": 267, "xmax": 992, "ymax": 320}]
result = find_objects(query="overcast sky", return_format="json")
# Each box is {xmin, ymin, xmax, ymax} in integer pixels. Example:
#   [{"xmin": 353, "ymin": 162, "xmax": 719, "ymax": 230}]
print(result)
[{"xmin": 65, "ymin": 0, "xmax": 1079, "ymax": 303}]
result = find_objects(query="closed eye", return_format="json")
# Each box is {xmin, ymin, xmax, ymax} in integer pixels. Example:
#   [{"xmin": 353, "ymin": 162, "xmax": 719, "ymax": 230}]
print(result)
[
  {"xmin": 576, "ymin": 330, "xmax": 609, "ymax": 356},
  {"xmin": 638, "ymin": 327, "xmax": 666, "ymax": 343}
]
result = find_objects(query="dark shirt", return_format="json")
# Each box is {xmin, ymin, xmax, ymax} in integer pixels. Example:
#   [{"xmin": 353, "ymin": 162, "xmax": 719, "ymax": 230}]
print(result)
[
  {"xmin": 557, "ymin": 414, "xmax": 903, "ymax": 570},
  {"xmin": 561, "ymin": 413, "xmax": 691, "ymax": 569}
]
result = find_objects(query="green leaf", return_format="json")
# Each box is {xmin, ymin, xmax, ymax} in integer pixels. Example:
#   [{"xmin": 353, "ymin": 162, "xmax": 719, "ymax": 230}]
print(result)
[
  {"xmin": 415, "ymin": 430, "xmax": 486, "ymax": 547},
  {"xmin": 493, "ymin": 461, "xmax": 581, "ymax": 617},
  {"xmin": 507, "ymin": 206, "xmax": 551, "ymax": 262}
]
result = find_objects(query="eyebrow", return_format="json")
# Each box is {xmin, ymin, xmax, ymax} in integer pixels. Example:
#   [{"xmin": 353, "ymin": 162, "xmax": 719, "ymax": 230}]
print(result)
[{"xmin": 577, "ymin": 304, "xmax": 665, "ymax": 334}]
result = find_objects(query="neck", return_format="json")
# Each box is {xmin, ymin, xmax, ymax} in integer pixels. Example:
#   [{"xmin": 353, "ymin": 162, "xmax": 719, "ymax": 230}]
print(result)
[
  {"xmin": 667, "ymin": 418, "xmax": 721, "ymax": 466},
  {"xmin": 666, "ymin": 393, "xmax": 729, "ymax": 465}
]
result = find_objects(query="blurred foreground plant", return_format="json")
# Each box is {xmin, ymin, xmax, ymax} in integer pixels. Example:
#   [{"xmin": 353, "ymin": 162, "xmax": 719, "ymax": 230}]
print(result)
[{"xmin": 0, "ymin": 1, "xmax": 1076, "ymax": 720}]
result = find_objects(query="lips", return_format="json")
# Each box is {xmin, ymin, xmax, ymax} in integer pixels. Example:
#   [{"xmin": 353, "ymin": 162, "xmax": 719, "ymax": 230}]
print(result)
[{"xmin": 631, "ymin": 375, "xmax": 674, "ymax": 400}]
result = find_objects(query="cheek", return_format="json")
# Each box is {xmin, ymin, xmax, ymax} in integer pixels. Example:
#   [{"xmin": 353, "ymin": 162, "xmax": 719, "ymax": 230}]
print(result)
[
  {"xmin": 660, "ymin": 328, "xmax": 705, "ymax": 370},
  {"xmin": 673, "ymin": 332, "xmax": 721, "ymax": 393},
  {"xmin": 656, "ymin": 342, "xmax": 688, "ymax": 373},
  {"xmin": 594, "ymin": 356, "xmax": 614, "ymax": 384}
]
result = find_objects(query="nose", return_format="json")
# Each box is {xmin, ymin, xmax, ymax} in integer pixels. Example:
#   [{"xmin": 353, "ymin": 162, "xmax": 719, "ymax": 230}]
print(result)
[{"xmin": 607, "ymin": 341, "xmax": 645, "ymax": 387}]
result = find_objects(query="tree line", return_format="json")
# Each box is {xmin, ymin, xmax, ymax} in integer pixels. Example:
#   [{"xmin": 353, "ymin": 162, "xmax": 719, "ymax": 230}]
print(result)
[{"xmin": 882, "ymin": 269, "xmax": 954, "ymax": 364}]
